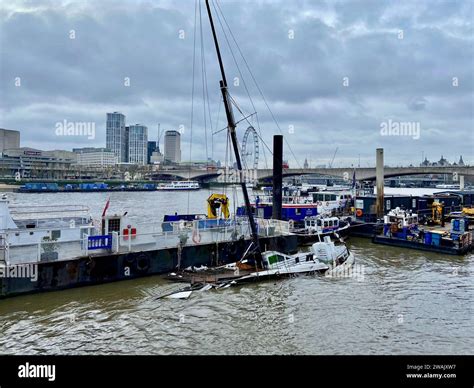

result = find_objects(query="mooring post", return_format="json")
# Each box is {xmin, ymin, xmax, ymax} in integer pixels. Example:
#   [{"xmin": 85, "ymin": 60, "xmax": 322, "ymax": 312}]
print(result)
[
  {"xmin": 272, "ymin": 135, "xmax": 283, "ymax": 220},
  {"xmin": 376, "ymin": 148, "xmax": 384, "ymax": 219}
]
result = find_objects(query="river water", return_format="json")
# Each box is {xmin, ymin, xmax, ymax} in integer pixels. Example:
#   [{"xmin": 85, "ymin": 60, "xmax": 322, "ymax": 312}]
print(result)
[{"xmin": 0, "ymin": 189, "xmax": 472, "ymax": 355}]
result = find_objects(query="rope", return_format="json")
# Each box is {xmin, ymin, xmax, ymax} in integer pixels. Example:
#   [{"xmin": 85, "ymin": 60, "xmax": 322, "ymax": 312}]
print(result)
[
  {"xmin": 187, "ymin": 0, "xmax": 198, "ymax": 214},
  {"xmin": 215, "ymin": 0, "xmax": 302, "ymax": 169},
  {"xmin": 213, "ymin": 1, "xmax": 269, "ymax": 170}
]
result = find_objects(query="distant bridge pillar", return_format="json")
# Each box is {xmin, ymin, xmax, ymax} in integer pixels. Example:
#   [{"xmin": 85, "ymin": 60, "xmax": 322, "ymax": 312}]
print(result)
[{"xmin": 376, "ymin": 148, "xmax": 384, "ymax": 218}]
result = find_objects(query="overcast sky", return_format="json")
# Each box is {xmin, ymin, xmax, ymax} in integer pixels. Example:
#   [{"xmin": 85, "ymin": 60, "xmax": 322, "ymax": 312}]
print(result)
[{"xmin": 0, "ymin": 0, "xmax": 473, "ymax": 168}]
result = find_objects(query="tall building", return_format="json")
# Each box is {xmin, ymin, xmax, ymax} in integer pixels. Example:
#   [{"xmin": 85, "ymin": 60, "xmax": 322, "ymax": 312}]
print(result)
[
  {"xmin": 128, "ymin": 124, "xmax": 148, "ymax": 165},
  {"xmin": 147, "ymin": 141, "xmax": 156, "ymax": 164},
  {"xmin": 73, "ymin": 147, "xmax": 118, "ymax": 167},
  {"xmin": 0, "ymin": 128, "xmax": 20, "ymax": 153},
  {"xmin": 106, "ymin": 112, "xmax": 127, "ymax": 162},
  {"xmin": 164, "ymin": 130, "xmax": 181, "ymax": 163}
]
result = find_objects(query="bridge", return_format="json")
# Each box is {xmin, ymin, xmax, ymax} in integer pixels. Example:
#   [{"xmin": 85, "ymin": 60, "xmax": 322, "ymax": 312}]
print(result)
[
  {"xmin": 256, "ymin": 166, "xmax": 474, "ymax": 182},
  {"xmin": 150, "ymin": 165, "xmax": 474, "ymax": 182}
]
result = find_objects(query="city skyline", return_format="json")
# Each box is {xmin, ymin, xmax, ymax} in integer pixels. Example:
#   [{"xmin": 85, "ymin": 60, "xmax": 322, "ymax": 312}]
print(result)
[{"xmin": 0, "ymin": 0, "xmax": 473, "ymax": 168}]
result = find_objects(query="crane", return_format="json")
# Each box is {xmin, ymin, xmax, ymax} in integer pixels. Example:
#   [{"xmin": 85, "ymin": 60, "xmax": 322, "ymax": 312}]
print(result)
[{"xmin": 329, "ymin": 147, "xmax": 338, "ymax": 168}]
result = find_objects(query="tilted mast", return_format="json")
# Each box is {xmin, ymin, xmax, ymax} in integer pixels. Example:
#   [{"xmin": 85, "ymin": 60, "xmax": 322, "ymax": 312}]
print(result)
[{"xmin": 205, "ymin": 0, "xmax": 262, "ymax": 264}]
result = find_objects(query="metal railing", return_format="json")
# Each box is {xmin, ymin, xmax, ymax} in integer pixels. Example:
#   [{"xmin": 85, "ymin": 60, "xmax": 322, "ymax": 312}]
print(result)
[{"xmin": 2, "ymin": 217, "xmax": 293, "ymax": 263}]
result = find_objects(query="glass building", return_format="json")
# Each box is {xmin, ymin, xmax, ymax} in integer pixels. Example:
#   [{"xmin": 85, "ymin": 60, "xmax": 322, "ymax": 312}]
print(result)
[
  {"xmin": 106, "ymin": 112, "xmax": 127, "ymax": 162},
  {"xmin": 128, "ymin": 124, "xmax": 148, "ymax": 165}
]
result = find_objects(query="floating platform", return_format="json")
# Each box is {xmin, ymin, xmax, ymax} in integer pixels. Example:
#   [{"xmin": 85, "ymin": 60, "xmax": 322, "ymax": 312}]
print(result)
[
  {"xmin": 372, "ymin": 234, "xmax": 472, "ymax": 255},
  {"xmin": 0, "ymin": 217, "xmax": 297, "ymax": 299}
]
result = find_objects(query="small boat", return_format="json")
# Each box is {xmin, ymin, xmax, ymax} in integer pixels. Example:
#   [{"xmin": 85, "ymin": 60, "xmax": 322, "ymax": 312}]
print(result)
[
  {"xmin": 373, "ymin": 207, "xmax": 473, "ymax": 255},
  {"xmin": 163, "ymin": 236, "xmax": 355, "ymax": 297},
  {"xmin": 156, "ymin": 181, "xmax": 200, "ymax": 191},
  {"xmin": 292, "ymin": 215, "xmax": 351, "ymax": 244}
]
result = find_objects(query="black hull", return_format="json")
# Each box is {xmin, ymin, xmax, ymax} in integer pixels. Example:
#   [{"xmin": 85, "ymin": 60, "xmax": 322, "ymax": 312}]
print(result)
[
  {"xmin": 0, "ymin": 235, "xmax": 298, "ymax": 299},
  {"xmin": 372, "ymin": 235, "xmax": 472, "ymax": 255}
]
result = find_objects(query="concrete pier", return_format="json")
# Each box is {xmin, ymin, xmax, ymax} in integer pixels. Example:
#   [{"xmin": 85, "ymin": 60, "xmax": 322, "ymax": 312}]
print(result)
[{"xmin": 376, "ymin": 148, "xmax": 384, "ymax": 218}]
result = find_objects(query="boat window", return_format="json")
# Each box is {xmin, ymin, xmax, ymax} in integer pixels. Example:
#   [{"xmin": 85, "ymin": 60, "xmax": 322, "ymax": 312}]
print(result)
[
  {"xmin": 51, "ymin": 230, "xmax": 61, "ymax": 239},
  {"xmin": 277, "ymin": 255, "xmax": 285, "ymax": 262},
  {"xmin": 386, "ymin": 200, "xmax": 391, "ymax": 210},
  {"xmin": 108, "ymin": 218, "xmax": 121, "ymax": 233},
  {"xmin": 306, "ymin": 254, "xmax": 313, "ymax": 261},
  {"xmin": 268, "ymin": 255, "xmax": 278, "ymax": 265},
  {"xmin": 328, "ymin": 220, "xmax": 333, "ymax": 227},
  {"xmin": 317, "ymin": 219, "xmax": 322, "ymax": 226},
  {"xmin": 324, "ymin": 221, "xmax": 328, "ymax": 227},
  {"xmin": 295, "ymin": 209, "xmax": 301, "ymax": 215}
]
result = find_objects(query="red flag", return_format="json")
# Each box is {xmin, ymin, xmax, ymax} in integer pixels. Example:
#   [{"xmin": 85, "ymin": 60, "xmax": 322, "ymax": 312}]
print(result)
[{"xmin": 102, "ymin": 197, "xmax": 110, "ymax": 217}]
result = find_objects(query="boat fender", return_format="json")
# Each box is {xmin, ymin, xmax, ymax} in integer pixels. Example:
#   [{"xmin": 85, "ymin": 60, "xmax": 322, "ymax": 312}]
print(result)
[
  {"xmin": 136, "ymin": 255, "xmax": 150, "ymax": 272},
  {"xmin": 192, "ymin": 228, "xmax": 201, "ymax": 244},
  {"xmin": 356, "ymin": 209, "xmax": 363, "ymax": 217}
]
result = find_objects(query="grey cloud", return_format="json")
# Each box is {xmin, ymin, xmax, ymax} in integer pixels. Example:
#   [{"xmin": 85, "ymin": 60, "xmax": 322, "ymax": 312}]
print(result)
[{"xmin": 0, "ymin": 0, "xmax": 472, "ymax": 167}]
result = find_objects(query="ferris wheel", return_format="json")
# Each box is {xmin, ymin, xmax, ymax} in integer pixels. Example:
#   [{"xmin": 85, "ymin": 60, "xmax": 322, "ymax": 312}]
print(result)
[{"xmin": 241, "ymin": 126, "xmax": 259, "ymax": 170}]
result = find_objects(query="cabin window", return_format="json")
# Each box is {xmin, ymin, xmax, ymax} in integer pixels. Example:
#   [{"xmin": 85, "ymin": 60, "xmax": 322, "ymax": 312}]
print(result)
[
  {"xmin": 277, "ymin": 255, "xmax": 285, "ymax": 262},
  {"xmin": 324, "ymin": 221, "xmax": 329, "ymax": 227},
  {"xmin": 51, "ymin": 230, "xmax": 61, "ymax": 239},
  {"xmin": 295, "ymin": 209, "xmax": 301, "ymax": 215},
  {"xmin": 386, "ymin": 200, "xmax": 391, "ymax": 210},
  {"xmin": 108, "ymin": 218, "xmax": 121, "ymax": 233},
  {"xmin": 317, "ymin": 219, "xmax": 322, "ymax": 226},
  {"xmin": 328, "ymin": 220, "xmax": 333, "ymax": 227},
  {"xmin": 268, "ymin": 255, "xmax": 278, "ymax": 265}
]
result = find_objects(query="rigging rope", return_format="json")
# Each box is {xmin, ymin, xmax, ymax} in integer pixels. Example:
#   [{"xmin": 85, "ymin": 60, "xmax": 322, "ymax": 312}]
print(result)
[
  {"xmin": 214, "ymin": 0, "xmax": 302, "ymax": 170},
  {"xmin": 211, "ymin": 1, "xmax": 269, "ymax": 170},
  {"xmin": 187, "ymin": 0, "xmax": 199, "ymax": 214}
]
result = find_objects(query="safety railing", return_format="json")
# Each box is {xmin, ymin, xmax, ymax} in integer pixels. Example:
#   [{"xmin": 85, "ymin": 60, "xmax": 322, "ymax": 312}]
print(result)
[{"xmin": 3, "ymin": 218, "xmax": 293, "ymax": 262}]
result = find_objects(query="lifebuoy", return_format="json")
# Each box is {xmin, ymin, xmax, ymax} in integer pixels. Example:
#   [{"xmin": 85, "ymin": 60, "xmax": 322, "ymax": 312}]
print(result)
[
  {"xmin": 192, "ymin": 228, "xmax": 201, "ymax": 244},
  {"xmin": 356, "ymin": 209, "xmax": 363, "ymax": 217}
]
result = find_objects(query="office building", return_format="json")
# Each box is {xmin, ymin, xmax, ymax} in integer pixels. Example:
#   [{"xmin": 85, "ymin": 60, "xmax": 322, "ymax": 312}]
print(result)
[
  {"xmin": 128, "ymin": 124, "xmax": 148, "ymax": 165},
  {"xmin": 106, "ymin": 112, "xmax": 127, "ymax": 162},
  {"xmin": 73, "ymin": 147, "xmax": 118, "ymax": 167},
  {"xmin": 147, "ymin": 141, "xmax": 156, "ymax": 164},
  {"xmin": 164, "ymin": 130, "xmax": 181, "ymax": 163},
  {"xmin": 0, "ymin": 128, "xmax": 20, "ymax": 153}
]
